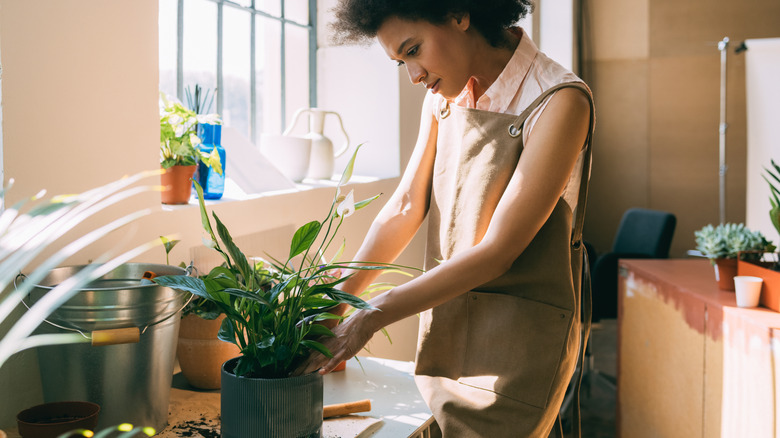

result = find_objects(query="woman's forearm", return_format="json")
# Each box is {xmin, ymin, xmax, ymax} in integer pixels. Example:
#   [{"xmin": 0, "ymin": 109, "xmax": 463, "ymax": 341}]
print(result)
[
  {"xmin": 363, "ymin": 237, "xmax": 509, "ymax": 331},
  {"xmin": 338, "ymin": 194, "xmax": 427, "ymax": 300}
]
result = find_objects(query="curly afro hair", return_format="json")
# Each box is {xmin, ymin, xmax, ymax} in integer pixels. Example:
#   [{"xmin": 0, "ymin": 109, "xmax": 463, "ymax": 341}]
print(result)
[{"xmin": 330, "ymin": 0, "xmax": 534, "ymax": 48}]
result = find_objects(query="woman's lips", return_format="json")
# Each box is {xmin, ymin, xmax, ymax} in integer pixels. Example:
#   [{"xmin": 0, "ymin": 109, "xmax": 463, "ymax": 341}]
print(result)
[{"xmin": 430, "ymin": 79, "xmax": 440, "ymax": 94}]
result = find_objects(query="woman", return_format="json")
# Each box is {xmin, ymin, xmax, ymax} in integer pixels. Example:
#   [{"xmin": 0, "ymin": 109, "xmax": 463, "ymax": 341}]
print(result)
[{"xmin": 303, "ymin": 1, "xmax": 594, "ymax": 436}]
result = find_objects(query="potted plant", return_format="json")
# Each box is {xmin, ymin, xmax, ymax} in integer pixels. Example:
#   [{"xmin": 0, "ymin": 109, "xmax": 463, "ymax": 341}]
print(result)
[
  {"xmin": 155, "ymin": 235, "xmax": 240, "ymax": 391},
  {"xmin": 159, "ymin": 92, "xmax": 223, "ymax": 205},
  {"xmin": 734, "ymin": 159, "xmax": 780, "ymax": 311},
  {"xmin": 694, "ymin": 222, "xmax": 775, "ymax": 290},
  {"xmin": 764, "ymin": 159, "xmax": 780, "ymax": 270},
  {"xmin": 154, "ymin": 146, "xmax": 408, "ymax": 437}
]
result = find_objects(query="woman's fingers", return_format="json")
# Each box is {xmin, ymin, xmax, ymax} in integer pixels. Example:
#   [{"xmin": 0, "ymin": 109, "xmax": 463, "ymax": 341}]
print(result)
[{"xmin": 299, "ymin": 309, "xmax": 378, "ymax": 376}]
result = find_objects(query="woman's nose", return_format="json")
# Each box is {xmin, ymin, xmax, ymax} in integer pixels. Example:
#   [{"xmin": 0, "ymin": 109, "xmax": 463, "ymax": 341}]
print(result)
[{"xmin": 406, "ymin": 64, "xmax": 426, "ymax": 85}]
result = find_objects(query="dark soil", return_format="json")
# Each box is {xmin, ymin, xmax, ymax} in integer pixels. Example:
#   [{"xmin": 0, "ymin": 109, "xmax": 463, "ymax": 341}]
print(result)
[{"xmin": 169, "ymin": 416, "xmax": 220, "ymax": 438}]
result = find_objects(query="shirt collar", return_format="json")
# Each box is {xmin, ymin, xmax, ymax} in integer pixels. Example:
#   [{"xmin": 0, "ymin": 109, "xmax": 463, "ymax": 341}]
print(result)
[{"xmin": 453, "ymin": 27, "xmax": 538, "ymax": 112}]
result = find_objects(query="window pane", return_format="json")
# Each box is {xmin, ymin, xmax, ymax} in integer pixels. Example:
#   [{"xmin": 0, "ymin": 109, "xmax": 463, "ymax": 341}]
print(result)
[
  {"xmin": 285, "ymin": 1, "xmax": 308, "ymax": 25},
  {"xmin": 257, "ymin": 15, "xmax": 282, "ymax": 136},
  {"xmin": 285, "ymin": 22, "xmax": 310, "ymax": 130},
  {"xmin": 159, "ymin": 0, "xmax": 178, "ymax": 98},
  {"xmin": 183, "ymin": 0, "xmax": 217, "ymax": 105},
  {"xmin": 223, "ymin": 6, "xmax": 251, "ymax": 138},
  {"xmin": 232, "ymin": 0, "xmax": 253, "ymax": 8},
  {"xmin": 256, "ymin": 0, "xmax": 281, "ymax": 17}
]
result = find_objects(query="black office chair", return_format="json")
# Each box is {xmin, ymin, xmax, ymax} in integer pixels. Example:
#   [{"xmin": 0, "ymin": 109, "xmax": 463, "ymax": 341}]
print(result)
[{"xmin": 591, "ymin": 208, "xmax": 677, "ymax": 321}]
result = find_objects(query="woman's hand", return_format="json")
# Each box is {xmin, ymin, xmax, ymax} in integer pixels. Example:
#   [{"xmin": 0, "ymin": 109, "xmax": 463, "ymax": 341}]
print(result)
[{"xmin": 299, "ymin": 308, "xmax": 380, "ymax": 375}]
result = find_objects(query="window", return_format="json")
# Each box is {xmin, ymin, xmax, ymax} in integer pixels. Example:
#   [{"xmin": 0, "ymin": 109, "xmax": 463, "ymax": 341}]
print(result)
[{"xmin": 159, "ymin": 0, "xmax": 317, "ymax": 146}]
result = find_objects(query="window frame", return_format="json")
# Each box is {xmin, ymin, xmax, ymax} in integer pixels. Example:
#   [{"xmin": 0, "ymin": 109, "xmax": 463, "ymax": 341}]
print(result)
[{"xmin": 170, "ymin": 0, "xmax": 317, "ymax": 138}]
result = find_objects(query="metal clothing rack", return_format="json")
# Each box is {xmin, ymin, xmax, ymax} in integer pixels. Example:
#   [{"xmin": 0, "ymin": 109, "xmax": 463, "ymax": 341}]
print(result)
[{"xmin": 716, "ymin": 37, "xmax": 748, "ymax": 224}]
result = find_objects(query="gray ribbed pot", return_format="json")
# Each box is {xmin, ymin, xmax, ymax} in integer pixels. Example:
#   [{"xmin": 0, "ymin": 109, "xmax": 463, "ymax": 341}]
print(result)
[{"xmin": 220, "ymin": 357, "xmax": 323, "ymax": 438}]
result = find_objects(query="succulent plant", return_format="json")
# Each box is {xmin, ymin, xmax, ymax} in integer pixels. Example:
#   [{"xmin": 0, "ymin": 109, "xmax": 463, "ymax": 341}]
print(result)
[{"xmin": 694, "ymin": 223, "xmax": 775, "ymax": 264}]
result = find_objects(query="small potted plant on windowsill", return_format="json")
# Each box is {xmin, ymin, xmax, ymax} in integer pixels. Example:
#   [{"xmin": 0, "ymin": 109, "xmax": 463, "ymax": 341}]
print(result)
[
  {"xmin": 154, "ymin": 146, "xmax": 416, "ymax": 437},
  {"xmin": 159, "ymin": 92, "xmax": 223, "ymax": 205},
  {"xmin": 694, "ymin": 222, "xmax": 775, "ymax": 291}
]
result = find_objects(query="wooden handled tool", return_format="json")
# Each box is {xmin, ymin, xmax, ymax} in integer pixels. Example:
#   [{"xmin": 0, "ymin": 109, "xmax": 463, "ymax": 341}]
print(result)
[{"xmin": 323, "ymin": 399, "xmax": 372, "ymax": 418}]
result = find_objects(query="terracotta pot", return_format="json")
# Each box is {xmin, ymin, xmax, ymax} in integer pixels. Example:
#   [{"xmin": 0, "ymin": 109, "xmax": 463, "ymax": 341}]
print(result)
[
  {"xmin": 17, "ymin": 401, "xmax": 99, "ymax": 438},
  {"xmin": 160, "ymin": 165, "xmax": 196, "ymax": 205},
  {"xmin": 333, "ymin": 360, "xmax": 347, "ymax": 372},
  {"xmin": 177, "ymin": 313, "xmax": 240, "ymax": 390},
  {"xmin": 715, "ymin": 258, "xmax": 738, "ymax": 291},
  {"xmin": 738, "ymin": 258, "xmax": 780, "ymax": 311}
]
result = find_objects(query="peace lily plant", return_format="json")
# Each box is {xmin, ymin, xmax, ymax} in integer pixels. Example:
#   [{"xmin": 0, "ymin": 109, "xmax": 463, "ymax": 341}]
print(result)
[{"xmin": 155, "ymin": 145, "xmax": 410, "ymax": 378}]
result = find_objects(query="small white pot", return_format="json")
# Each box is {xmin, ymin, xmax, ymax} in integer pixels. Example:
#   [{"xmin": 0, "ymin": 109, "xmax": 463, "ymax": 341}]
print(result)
[{"xmin": 734, "ymin": 276, "xmax": 763, "ymax": 308}]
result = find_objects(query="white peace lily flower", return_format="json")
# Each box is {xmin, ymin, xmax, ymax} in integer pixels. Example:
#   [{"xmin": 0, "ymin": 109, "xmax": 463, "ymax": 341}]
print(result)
[
  {"xmin": 202, "ymin": 236, "xmax": 217, "ymax": 249},
  {"xmin": 336, "ymin": 190, "xmax": 355, "ymax": 218}
]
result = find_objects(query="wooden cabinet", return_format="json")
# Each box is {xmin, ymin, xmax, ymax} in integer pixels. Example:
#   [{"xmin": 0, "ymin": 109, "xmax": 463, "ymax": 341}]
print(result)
[{"xmin": 618, "ymin": 259, "xmax": 780, "ymax": 438}]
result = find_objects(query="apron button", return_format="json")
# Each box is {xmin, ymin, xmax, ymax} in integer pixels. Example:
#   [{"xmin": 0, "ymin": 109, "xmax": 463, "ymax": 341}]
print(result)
[
  {"xmin": 560, "ymin": 313, "xmax": 565, "ymax": 319},
  {"xmin": 472, "ymin": 296, "xmax": 477, "ymax": 300}
]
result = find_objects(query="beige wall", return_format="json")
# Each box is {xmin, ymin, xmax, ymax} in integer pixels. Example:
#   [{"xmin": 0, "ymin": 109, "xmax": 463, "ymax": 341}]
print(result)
[
  {"xmin": 583, "ymin": 0, "xmax": 780, "ymax": 257},
  {"xmin": 0, "ymin": 0, "xmax": 425, "ymax": 427}
]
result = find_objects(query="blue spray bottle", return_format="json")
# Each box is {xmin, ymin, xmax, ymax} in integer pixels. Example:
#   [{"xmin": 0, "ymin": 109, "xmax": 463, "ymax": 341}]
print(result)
[{"xmin": 196, "ymin": 123, "xmax": 225, "ymax": 199}]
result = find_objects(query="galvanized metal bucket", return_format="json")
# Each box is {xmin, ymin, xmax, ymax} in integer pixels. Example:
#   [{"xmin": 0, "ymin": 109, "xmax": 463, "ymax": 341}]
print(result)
[{"xmin": 24, "ymin": 263, "xmax": 189, "ymax": 432}]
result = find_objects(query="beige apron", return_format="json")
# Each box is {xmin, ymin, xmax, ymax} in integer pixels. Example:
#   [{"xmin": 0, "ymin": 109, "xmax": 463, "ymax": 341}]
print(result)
[{"xmin": 415, "ymin": 82, "xmax": 595, "ymax": 437}]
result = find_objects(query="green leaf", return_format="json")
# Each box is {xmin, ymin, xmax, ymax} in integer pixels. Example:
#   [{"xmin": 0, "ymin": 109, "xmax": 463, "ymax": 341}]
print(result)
[
  {"xmin": 338, "ymin": 143, "xmax": 365, "ymax": 187},
  {"xmin": 289, "ymin": 221, "xmax": 321, "ymax": 259},
  {"xmin": 213, "ymin": 213, "xmax": 253, "ymax": 288},
  {"xmin": 154, "ymin": 275, "xmax": 209, "ymax": 300},
  {"xmin": 234, "ymin": 356, "xmax": 255, "ymax": 377},
  {"xmin": 207, "ymin": 147, "xmax": 223, "ymax": 175},
  {"xmin": 299, "ymin": 297, "xmax": 340, "ymax": 309},
  {"xmin": 218, "ymin": 317, "xmax": 240, "ymax": 346},
  {"xmin": 325, "ymin": 289, "xmax": 376, "ymax": 310},
  {"xmin": 207, "ymin": 266, "xmax": 237, "ymax": 281},
  {"xmin": 269, "ymin": 276, "xmax": 294, "ymax": 303},
  {"xmin": 300, "ymin": 340, "xmax": 333, "ymax": 358},
  {"xmin": 304, "ymin": 323, "xmax": 335, "ymax": 338},
  {"xmin": 313, "ymin": 312, "xmax": 343, "ymax": 321},
  {"xmin": 355, "ymin": 194, "xmax": 381, "ymax": 211},
  {"xmin": 193, "ymin": 181, "xmax": 217, "ymax": 242},
  {"xmin": 222, "ymin": 287, "xmax": 271, "ymax": 306},
  {"xmin": 275, "ymin": 344, "xmax": 292, "ymax": 363}
]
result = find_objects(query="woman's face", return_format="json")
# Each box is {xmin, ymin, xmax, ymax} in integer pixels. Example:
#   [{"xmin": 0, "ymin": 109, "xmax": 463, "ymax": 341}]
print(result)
[{"xmin": 376, "ymin": 15, "xmax": 473, "ymax": 100}]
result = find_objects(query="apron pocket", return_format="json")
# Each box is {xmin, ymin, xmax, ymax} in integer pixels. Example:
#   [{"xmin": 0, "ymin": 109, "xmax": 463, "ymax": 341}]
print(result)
[{"xmin": 458, "ymin": 291, "xmax": 573, "ymax": 409}]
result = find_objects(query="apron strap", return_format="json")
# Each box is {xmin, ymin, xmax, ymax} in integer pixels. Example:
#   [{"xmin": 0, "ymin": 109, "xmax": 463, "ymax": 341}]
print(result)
[
  {"xmin": 506, "ymin": 81, "xmax": 595, "ymax": 249},
  {"xmin": 511, "ymin": 82, "xmax": 594, "ymax": 438}
]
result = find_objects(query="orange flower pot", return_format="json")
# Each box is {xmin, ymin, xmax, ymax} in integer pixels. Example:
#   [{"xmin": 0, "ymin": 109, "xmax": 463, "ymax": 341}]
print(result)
[
  {"xmin": 738, "ymin": 259, "xmax": 780, "ymax": 312},
  {"xmin": 715, "ymin": 258, "xmax": 738, "ymax": 291},
  {"xmin": 177, "ymin": 314, "xmax": 240, "ymax": 390},
  {"xmin": 160, "ymin": 165, "xmax": 196, "ymax": 205}
]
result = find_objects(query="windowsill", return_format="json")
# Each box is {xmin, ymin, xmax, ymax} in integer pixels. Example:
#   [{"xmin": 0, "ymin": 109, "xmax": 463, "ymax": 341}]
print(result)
[{"xmin": 160, "ymin": 174, "xmax": 386, "ymax": 211}]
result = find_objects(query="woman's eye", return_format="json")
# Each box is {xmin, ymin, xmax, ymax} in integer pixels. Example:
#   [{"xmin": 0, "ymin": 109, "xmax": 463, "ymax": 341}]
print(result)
[
  {"xmin": 396, "ymin": 60, "xmax": 405, "ymax": 67},
  {"xmin": 407, "ymin": 45, "xmax": 418, "ymax": 57}
]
